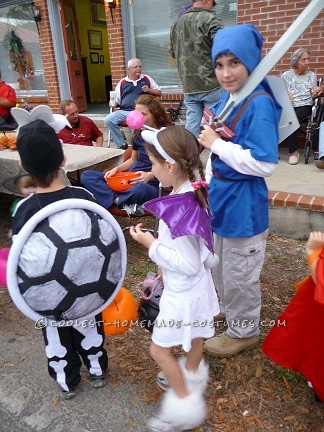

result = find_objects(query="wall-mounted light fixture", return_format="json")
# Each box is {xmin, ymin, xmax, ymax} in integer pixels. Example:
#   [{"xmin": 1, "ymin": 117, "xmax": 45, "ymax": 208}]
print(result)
[
  {"xmin": 106, "ymin": 0, "xmax": 116, "ymax": 24},
  {"xmin": 29, "ymin": 2, "xmax": 41, "ymax": 35}
]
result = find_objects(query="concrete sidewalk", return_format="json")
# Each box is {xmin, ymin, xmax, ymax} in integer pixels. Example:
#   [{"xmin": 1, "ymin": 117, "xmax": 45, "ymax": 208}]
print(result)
[
  {"xmin": 90, "ymin": 113, "xmax": 324, "ymax": 199},
  {"xmin": 266, "ymin": 147, "xmax": 324, "ymax": 197},
  {"xmin": 266, "ymin": 148, "xmax": 324, "ymax": 239}
]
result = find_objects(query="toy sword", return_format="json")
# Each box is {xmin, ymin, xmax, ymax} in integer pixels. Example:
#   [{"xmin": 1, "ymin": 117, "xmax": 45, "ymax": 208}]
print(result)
[{"xmin": 204, "ymin": 0, "xmax": 323, "ymax": 133}]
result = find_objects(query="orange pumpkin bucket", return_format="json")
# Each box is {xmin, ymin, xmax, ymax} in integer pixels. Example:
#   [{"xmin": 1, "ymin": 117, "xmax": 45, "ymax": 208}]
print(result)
[
  {"xmin": 105, "ymin": 172, "xmax": 141, "ymax": 192},
  {"xmin": 101, "ymin": 287, "xmax": 137, "ymax": 335}
]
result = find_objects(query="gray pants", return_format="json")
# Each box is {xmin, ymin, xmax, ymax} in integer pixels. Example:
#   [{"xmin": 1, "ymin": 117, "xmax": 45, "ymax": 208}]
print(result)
[{"xmin": 213, "ymin": 230, "xmax": 268, "ymax": 338}]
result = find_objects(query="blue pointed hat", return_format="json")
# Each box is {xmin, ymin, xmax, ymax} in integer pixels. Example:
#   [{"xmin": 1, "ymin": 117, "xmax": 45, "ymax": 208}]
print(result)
[{"xmin": 211, "ymin": 24, "xmax": 264, "ymax": 73}]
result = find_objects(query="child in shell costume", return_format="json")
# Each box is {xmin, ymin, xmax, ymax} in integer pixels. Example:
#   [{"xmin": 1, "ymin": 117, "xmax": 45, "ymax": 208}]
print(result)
[{"xmin": 7, "ymin": 108, "xmax": 126, "ymax": 399}]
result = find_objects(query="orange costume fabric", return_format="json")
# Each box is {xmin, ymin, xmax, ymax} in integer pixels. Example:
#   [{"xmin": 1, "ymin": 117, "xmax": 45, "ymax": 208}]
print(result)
[{"xmin": 262, "ymin": 250, "xmax": 324, "ymax": 401}]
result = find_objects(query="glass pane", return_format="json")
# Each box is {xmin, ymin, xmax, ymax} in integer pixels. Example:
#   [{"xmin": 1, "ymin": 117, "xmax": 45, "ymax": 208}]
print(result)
[
  {"xmin": 0, "ymin": 2, "xmax": 47, "ymax": 96},
  {"xmin": 129, "ymin": 1, "xmax": 237, "ymax": 90},
  {"xmin": 215, "ymin": 0, "xmax": 237, "ymax": 27}
]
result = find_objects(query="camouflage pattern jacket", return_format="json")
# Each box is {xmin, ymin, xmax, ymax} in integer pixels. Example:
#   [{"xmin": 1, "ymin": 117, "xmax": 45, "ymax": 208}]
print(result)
[{"xmin": 169, "ymin": 7, "xmax": 223, "ymax": 94}]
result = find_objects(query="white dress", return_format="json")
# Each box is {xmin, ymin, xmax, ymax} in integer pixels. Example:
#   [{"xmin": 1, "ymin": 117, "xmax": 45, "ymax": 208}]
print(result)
[{"xmin": 148, "ymin": 182, "xmax": 220, "ymax": 352}]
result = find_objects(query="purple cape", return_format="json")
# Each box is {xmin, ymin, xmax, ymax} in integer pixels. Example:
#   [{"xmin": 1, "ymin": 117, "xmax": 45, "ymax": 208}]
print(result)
[{"xmin": 144, "ymin": 192, "xmax": 214, "ymax": 253}]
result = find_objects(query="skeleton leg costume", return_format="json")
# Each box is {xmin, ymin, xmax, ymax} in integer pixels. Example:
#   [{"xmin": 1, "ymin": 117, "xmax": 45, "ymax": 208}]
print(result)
[{"xmin": 42, "ymin": 314, "xmax": 108, "ymax": 391}]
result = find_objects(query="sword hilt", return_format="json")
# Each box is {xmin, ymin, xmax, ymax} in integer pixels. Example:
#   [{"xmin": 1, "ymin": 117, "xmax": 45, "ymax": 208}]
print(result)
[{"xmin": 203, "ymin": 107, "xmax": 236, "ymax": 139}]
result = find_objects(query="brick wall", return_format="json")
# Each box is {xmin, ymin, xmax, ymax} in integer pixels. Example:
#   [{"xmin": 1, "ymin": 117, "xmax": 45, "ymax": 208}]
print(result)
[
  {"xmin": 16, "ymin": 0, "xmax": 61, "ymax": 112},
  {"xmin": 237, "ymin": 0, "xmax": 324, "ymax": 77},
  {"xmin": 105, "ymin": 3, "xmax": 126, "ymax": 89}
]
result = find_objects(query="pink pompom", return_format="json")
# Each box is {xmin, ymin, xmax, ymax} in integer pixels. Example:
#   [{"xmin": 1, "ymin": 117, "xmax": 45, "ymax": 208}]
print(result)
[
  {"xmin": 0, "ymin": 248, "xmax": 10, "ymax": 286},
  {"xmin": 126, "ymin": 110, "xmax": 145, "ymax": 130}
]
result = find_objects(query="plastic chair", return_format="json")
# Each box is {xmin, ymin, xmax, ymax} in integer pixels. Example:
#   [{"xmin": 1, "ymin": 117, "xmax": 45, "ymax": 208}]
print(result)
[{"xmin": 106, "ymin": 107, "xmax": 132, "ymax": 148}]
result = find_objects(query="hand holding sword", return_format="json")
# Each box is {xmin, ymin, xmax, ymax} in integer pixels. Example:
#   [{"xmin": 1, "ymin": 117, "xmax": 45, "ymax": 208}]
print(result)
[{"xmin": 199, "ymin": 107, "xmax": 236, "ymax": 150}]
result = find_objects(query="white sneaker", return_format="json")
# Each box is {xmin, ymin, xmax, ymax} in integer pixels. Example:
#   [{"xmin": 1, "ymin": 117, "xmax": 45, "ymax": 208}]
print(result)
[
  {"xmin": 122, "ymin": 203, "xmax": 145, "ymax": 216},
  {"xmin": 156, "ymin": 371, "xmax": 169, "ymax": 391},
  {"xmin": 147, "ymin": 416, "xmax": 175, "ymax": 432}
]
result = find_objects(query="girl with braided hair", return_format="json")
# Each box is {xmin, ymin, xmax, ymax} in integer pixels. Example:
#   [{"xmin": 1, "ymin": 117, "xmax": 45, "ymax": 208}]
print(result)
[{"xmin": 130, "ymin": 125, "xmax": 219, "ymax": 432}]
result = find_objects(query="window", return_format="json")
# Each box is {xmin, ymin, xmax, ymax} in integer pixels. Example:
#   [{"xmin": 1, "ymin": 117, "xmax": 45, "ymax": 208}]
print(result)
[
  {"xmin": 0, "ymin": 2, "xmax": 47, "ymax": 97},
  {"xmin": 127, "ymin": 0, "xmax": 237, "ymax": 91}
]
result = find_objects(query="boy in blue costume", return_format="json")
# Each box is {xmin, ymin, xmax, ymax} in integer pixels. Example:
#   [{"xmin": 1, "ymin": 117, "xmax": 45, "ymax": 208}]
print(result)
[{"xmin": 199, "ymin": 24, "xmax": 282, "ymax": 357}]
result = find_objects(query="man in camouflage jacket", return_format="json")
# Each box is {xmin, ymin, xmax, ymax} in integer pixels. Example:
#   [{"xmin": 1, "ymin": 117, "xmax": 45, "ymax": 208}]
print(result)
[{"xmin": 169, "ymin": 0, "xmax": 223, "ymax": 137}]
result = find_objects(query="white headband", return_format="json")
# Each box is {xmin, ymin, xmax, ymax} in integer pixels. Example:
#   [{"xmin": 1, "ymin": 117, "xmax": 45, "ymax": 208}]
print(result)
[{"xmin": 141, "ymin": 128, "xmax": 176, "ymax": 164}]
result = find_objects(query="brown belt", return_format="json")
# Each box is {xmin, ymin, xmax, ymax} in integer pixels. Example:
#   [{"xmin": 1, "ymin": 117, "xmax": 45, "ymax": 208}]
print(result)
[{"xmin": 212, "ymin": 169, "xmax": 230, "ymax": 181}]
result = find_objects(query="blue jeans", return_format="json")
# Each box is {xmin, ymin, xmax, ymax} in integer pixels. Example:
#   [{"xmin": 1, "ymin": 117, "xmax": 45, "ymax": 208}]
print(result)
[
  {"xmin": 184, "ymin": 88, "xmax": 224, "ymax": 137},
  {"xmin": 81, "ymin": 170, "xmax": 159, "ymax": 209},
  {"xmin": 319, "ymin": 121, "xmax": 324, "ymax": 159},
  {"xmin": 104, "ymin": 110, "xmax": 129, "ymax": 148}
]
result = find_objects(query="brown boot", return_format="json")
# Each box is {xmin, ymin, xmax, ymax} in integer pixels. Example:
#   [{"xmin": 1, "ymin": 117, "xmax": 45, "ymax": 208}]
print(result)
[
  {"xmin": 204, "ymin": 332, "xmax": 259, "ymax": 358},
  {"xmin": 316, "ymin": 158, "xmax": 324, "ymax": 169}
]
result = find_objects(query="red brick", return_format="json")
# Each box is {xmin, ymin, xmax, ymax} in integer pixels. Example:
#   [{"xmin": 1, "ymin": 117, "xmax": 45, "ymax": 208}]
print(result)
[
  {"xmin": 271, "ymin": 191, "xmax": 290, "ymax": 207},
  {"xmin": 311, "ymin": 197, "xmax": 324, "ymax": 212},
  {"xmin": 297, "ymin": 195, "xmax": 314, "ymax": 210},
  {"xmin": 284, "ymin": 193, "xmax": 301, "ymax": 208}
]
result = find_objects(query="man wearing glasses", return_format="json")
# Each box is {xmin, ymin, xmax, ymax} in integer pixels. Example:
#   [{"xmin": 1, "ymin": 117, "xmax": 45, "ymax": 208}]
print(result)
[
  {"xmin": 169, "ymin": 0, "xmax": 223, "ymax": 137},
  {"xmin": 104, "ymin": 58, "xmax": 161, "ymax": 150}
]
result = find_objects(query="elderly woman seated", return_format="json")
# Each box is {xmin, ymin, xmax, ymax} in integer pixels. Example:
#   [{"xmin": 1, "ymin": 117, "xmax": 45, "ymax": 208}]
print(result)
[{"xmin": 282, "ymin": 48, "xmax": 322, "ymax": 165}]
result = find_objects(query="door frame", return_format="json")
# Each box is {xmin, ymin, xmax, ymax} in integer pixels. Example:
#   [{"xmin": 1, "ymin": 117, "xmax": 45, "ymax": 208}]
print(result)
[{"xmin": 59, "ymin": 0, "xmax": 87, "ymax": 111}]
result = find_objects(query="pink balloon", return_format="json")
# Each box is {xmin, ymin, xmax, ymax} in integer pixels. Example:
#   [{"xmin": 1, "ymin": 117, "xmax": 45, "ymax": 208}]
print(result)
[
  {"xmin": 0, "ymin": 248, "xmax": 10, "ymax": 286},
  {"xmin": 126, "ymin": 110, "xmax": 145, "ymax": 130}
]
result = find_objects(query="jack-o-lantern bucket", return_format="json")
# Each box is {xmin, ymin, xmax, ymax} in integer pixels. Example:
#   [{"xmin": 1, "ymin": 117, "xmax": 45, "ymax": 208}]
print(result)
[{"xmin": 101, "ymin": 287, "xmax": 137, "ymax": 335}]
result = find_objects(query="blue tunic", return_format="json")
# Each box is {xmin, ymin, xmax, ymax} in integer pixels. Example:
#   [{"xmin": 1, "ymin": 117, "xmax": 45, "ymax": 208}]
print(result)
[{"xmin": 209, "ymin": 84, "xmax": 281, "ymax": 238}]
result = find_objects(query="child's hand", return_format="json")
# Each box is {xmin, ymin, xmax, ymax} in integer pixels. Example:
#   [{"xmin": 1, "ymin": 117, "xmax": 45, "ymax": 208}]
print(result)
[
  {"xmin": 198, "ymin": 125, "xmax": 221, "ymax": 150},
  {"xmin": 129, "ymin": 223, "xmax": 155, "ymax": 249},
  {"xmin": 306, "ymin": 231, "xmax": 324, "ymax": 255},
  {"xmin": 130, "ymin": 171, "xmax": 148, "ymax": 184},
  {"xmin": 104, "ymin": 166, "xmax": 118, "ymax": 178}
]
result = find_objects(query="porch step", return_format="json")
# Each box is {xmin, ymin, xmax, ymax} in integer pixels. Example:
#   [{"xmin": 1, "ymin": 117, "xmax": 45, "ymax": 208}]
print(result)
[
  {"xmin": 86, "ymin": 114, "xmax": 107, "ymax": 129},
  {"xmin": 86, "ymin": 115, "xmax": 109, "ymax": 146}
]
